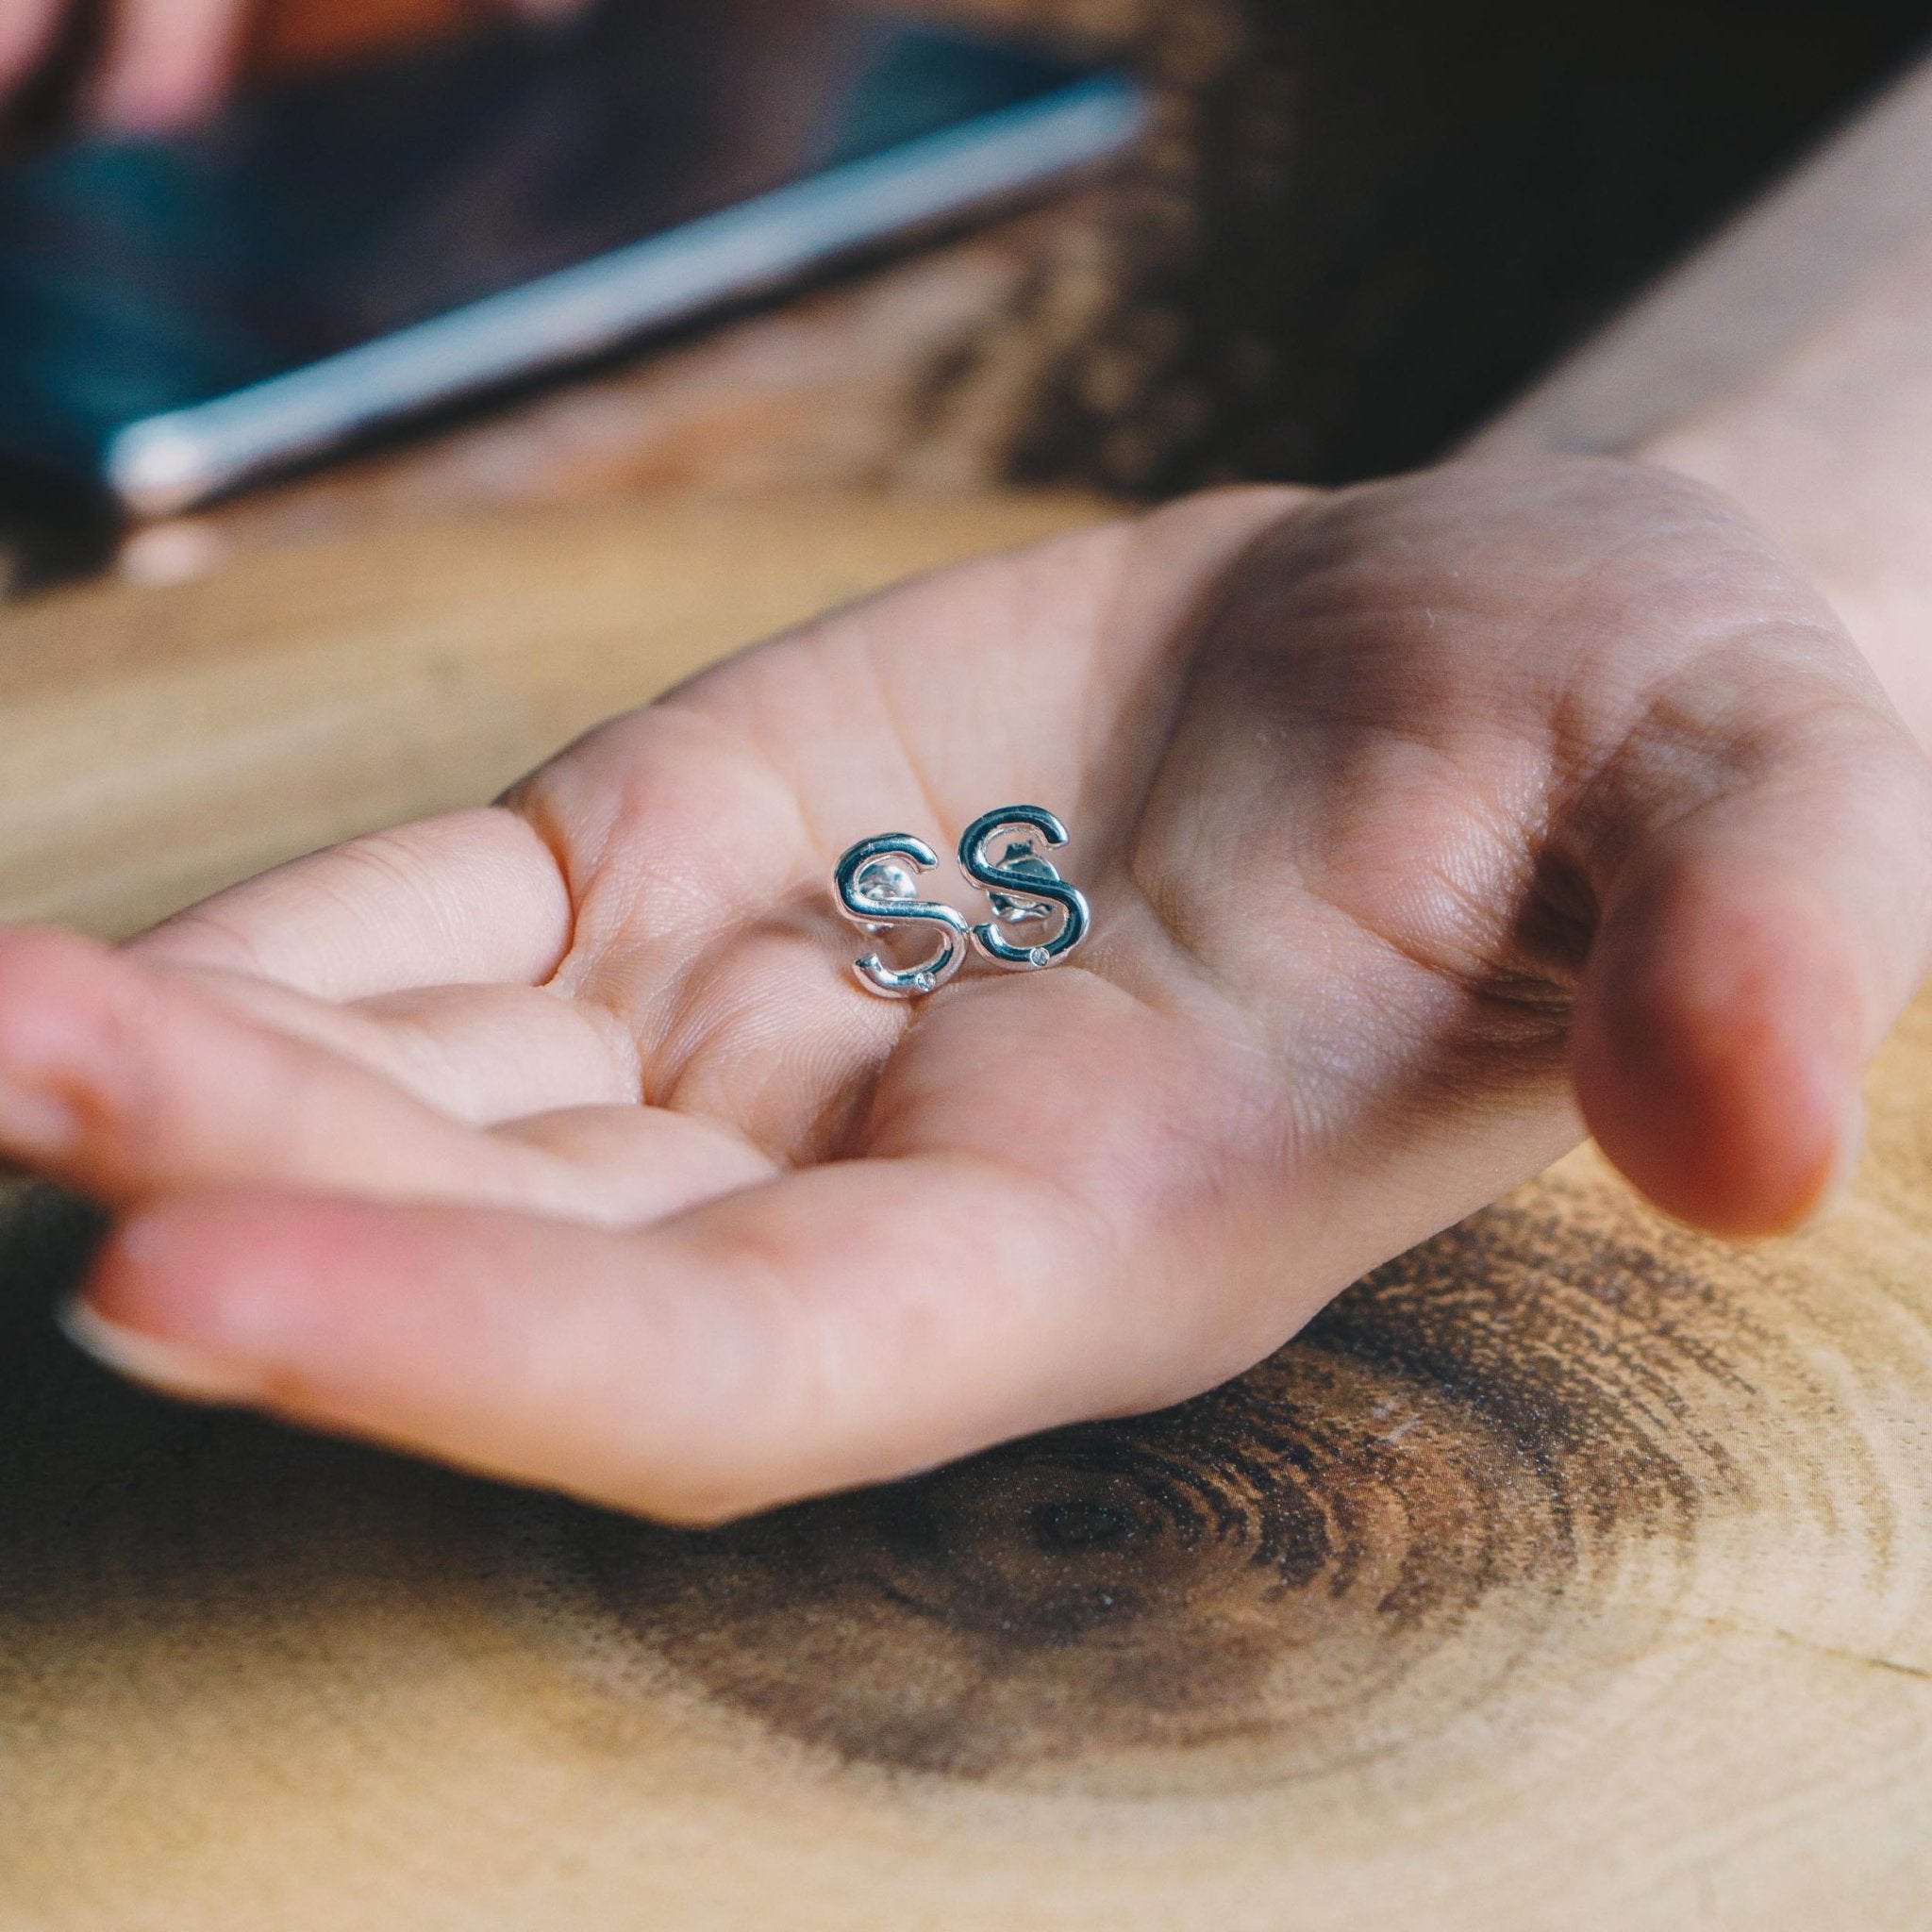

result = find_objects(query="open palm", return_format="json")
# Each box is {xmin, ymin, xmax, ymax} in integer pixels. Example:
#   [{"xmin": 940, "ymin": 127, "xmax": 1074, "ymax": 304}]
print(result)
[{"xmin": 9, "ymin": 457, "xmax": 1929, "ymax": 1520}]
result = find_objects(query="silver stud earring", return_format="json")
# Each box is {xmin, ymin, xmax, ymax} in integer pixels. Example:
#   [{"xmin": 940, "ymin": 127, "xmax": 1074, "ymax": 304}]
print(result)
[
  {"xmin": 958, "ymin": 805, "xmax": 1091, "ymax": 970},
  {"xmin": 832, "ymin": 834, "xmax": 970, "ymax": 999}
]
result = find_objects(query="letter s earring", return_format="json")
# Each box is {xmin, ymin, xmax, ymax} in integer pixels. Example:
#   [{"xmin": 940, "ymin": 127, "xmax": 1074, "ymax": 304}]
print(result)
[
  {"xmin": 832, "ymin": 834, "xmax": 971, "ymax": 998},
  {"xmin": 958, "ymin": 805, "xmax": 1091, "ymax": 970}
]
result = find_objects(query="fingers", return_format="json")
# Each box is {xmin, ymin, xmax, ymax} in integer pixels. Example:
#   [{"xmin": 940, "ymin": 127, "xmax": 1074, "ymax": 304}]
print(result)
[
  {"xmin": 1194, "ymin": 454, "xmax": 1932, "ymax": 1240},
  {"xmin": 92, "ymin": 0, "xmax": 245, "ymax": 130},
  {"xmin": 57, "ymin": 975, "xmax": 1261, "ymax": 1523},
  {"xmin": 70, "ymin": 1152, "xmax": 1124, "ymax": 1523},
  {"xmin": 5, "ymin": 0, "xmax": 591, "ymax": 129},
  {"xmin": 171, "ymin": 970, "xmax": 639, "ymax": 1124},
  {"xmin": 131, "ymin": 808, "xmax": 575, "ymax": 1001},
  {"xmin": 0, "ymin": 0, "xmax": 61, "ymax": 104},
  {"xmin": 0, "ymin": 0, "xmax": 238, "ymax": 132},
  {"xmin": 1572, "ymin": 685, "xmax": 1932, "ymax": 1236},
  {"xmin": 0, "ymin": 927, "xmax": 762, "ymax": 1222}
]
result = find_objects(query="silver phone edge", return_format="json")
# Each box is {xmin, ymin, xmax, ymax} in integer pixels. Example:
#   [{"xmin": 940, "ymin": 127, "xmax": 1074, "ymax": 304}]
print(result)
[{"xmin": 104, "ymin": 73, "xmax": 1146, "ymax": 517}]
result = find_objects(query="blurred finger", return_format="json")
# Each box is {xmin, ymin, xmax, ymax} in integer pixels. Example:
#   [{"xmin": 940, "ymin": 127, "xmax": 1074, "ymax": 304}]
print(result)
[
  {"xmin": 92, "ymin": 0, "xmax": 246, "ymax": 130},
  {"xmin": 131, "ymin": 808, "xmax": 575, "ymax": 1001},
  {"xmin": 1572, "ymin": 680, "xmax": 1932, "ymax": 1236},
  {"xmin": 0, "ymin": 0, "xmax": 62, "ymax": 101},
  {"xmin": 0, "ymin": 927, "xmax": 759, "ymax": 1220},
  {"xmin": 71, "ymin": 1151, "xmax": 1135, "ymax": 1523}
]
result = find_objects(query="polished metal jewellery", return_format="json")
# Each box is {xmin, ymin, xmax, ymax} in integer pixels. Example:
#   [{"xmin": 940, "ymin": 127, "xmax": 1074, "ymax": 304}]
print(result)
[
  {"xmin": 831, "ymin": 833, "xmax": 971, "ymax": 999},
  {"xmin": 955, "ymin": 805, "xmax": 1091, "ymax": 971},
  {"xmin": 832, "ymin": 805, "xmax": 1091, "ymax": 999}
]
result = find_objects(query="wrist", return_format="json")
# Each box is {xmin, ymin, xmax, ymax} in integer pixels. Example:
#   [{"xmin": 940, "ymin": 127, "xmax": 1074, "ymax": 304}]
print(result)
[{"xmin": 1638, "ymin": 380, "xmax": 1932, "ymax": 756}]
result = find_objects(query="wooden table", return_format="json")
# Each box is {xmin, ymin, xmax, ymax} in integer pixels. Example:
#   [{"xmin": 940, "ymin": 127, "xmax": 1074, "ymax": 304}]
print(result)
[
  {"xmin": 4, "ymin": 8, "xmax": 1932, "ymax": 1928},
  {"xmin": 0, "ymin": 484, "xmax": 1929, "ymax": 1929}
]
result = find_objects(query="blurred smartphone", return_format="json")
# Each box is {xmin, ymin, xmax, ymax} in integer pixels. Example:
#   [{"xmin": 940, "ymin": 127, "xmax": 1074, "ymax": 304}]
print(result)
[{"xmin": 0, "ymin": 1, "xmax": 1141, "ymax": 514}]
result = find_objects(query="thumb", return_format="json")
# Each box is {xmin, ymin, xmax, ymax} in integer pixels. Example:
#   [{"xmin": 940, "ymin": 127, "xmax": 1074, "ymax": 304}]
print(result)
[{"xmin": 1572, "ymin": 690, "xmax": 1932, "ymax": 1238}]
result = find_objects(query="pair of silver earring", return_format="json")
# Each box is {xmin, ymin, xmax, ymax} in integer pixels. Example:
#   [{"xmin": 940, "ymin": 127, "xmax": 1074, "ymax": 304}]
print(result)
[{"xmin": 833, "ymin": 805, "xmax": 1091, "ymax": 999}]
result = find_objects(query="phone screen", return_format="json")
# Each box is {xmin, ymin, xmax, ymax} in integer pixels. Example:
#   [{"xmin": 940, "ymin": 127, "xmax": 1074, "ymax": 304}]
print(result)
[{"xmin": 0, "ymin": 1, "xmax": 1135, "ymax": 508}]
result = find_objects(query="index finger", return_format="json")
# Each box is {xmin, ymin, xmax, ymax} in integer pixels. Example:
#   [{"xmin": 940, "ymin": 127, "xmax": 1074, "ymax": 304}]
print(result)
[
  {"xmin": 129, "ymin": 808, "xmax": 575, "ymax": 999},
  {"xmin": 92, "ymin": 0, "xmax": 244, "ymax": 129},
  {"xmin": 70, "ymin": 1151, "xmax": 1139, "ymax": 1523},
  {"xmin": 0, "ymin": 0, "xmax": 61, "ymax": 103}
]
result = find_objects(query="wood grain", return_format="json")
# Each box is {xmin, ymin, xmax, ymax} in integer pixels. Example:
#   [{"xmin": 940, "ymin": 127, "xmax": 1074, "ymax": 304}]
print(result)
[
  {"xmin": 0, "ymin": 491, "xmax": 1927, "ymax": 1926},
  {"xmin": 0, "ymin": 491, "xmax": 1106, "ymax": 938},
  {"xmin": 6, "ymin": 34, "xmax": 1932, "ymax": 1920},
  {"xmin": 2, "ymin": 1011, "xmax": 1928, "ymax": 1925}
]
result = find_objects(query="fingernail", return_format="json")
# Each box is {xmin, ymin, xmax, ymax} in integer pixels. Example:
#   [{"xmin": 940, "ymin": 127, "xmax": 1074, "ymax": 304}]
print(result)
[{"xmin": 57, "ymin": 1299, "xmax": 260, "ymax": 1406}]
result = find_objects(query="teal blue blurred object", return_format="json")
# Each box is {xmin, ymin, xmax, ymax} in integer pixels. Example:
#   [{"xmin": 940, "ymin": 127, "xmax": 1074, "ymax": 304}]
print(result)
[{"xmin": 0, "ymin": 0, "xmax": 1143, "ymax": 513}]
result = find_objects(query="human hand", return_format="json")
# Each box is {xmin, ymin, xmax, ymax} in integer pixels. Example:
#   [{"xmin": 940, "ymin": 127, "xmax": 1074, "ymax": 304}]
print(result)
[
  {"xmin": 8, "ymin": 457, "xmax": 1928, "ymax": 1520},
  {"xmin": 0, "ymin": 0, "xmax": 587, "ymax": 136}
]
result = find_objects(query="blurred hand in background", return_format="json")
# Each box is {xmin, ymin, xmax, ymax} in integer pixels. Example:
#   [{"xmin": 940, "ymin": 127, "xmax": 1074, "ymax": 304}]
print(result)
[{"xmin": 0, "ymin": 0, "xmax": 590, "ymax": 137}]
